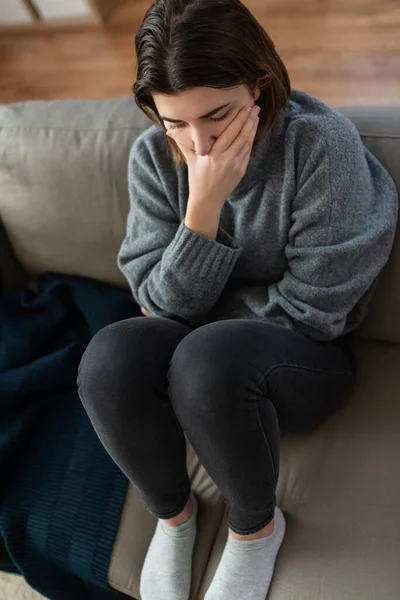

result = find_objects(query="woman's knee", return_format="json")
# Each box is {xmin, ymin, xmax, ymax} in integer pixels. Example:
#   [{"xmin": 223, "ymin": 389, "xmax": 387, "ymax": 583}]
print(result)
[
  {"xmin": 168, "ymin": 321, "xmax": 261, "ymax": 415},
  {"xmin": 77, "ymin": 316, "xmax": 193, "ymax": 404},
  {"xmin": 168, "ymin": 319, "xmax": 356, "ymax": 439},
  {"xmin": 77, "ymin": 318, "xmax": 141, "ymax": 385}
]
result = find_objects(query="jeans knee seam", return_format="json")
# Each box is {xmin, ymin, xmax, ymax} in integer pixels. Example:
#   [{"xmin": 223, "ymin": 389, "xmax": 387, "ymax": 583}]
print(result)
[
  {"xmin": 261, "ymin": 362, "xmax": 353, "ymax": 387},
  {"xmin": 256, "ymin": 403, "xmax": 278, "ymax": 489}
]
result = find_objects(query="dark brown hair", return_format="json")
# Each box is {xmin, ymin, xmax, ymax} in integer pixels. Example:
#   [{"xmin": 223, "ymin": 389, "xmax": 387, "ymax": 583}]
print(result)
[{"xmin": 132, "ymin": 0, "xmax": 291, "ymax": 167}]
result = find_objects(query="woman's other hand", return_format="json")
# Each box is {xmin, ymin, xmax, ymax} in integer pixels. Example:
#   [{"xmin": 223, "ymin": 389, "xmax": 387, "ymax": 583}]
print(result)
[{"xmin": 141, "ymin": 307, "xmax": 152, "ymax": 317}]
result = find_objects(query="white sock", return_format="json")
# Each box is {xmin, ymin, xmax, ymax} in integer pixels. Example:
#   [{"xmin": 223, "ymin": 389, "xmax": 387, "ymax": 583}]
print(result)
[
  {"xmin": 204, "ymin": 505, "xmax": 286, "ymax": 600},
  {"xmin": 140, "ymin": 490, "xmax": 198, "ymax": 600}
]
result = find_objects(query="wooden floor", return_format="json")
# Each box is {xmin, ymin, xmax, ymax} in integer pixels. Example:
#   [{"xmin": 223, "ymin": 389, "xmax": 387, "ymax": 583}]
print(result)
[{"xmin": 0, "ymin": 0, "xmax": 399, "ymax": 107}]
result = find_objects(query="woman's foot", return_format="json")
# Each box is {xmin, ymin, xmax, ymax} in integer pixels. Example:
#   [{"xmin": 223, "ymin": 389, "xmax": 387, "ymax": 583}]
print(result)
[
  {"xmin": 140, "ymin": 491, "xmax": 198, "ymax": 600},
  {"xmin": 204, "ymin": 505, "xmax": 286, "ymax": 600}
]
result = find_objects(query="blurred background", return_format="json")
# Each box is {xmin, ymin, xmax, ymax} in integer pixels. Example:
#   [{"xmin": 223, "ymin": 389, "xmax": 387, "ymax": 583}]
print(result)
[{"xmin": 0, "ymin": 0, "xmax": 399, "ymax": 107}]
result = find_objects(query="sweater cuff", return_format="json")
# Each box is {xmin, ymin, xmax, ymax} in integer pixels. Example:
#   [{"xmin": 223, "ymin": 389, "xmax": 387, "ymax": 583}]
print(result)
[
  {"xmin": 164, "ymin": 220, "xmax": 242, "ymax": 276},
  {"xmin": 175, "ymin": 221, "xmax": 243, "ymax": 264}
]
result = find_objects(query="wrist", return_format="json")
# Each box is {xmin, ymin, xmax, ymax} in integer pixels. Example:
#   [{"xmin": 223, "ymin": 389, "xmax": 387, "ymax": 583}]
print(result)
[
  {"xmin": 185, "ymin": 200, "xmax": 222, "ymax": 241},
  {"xmin": 187, "ymin": 196, "xmax": 223, "ymax": 217}
]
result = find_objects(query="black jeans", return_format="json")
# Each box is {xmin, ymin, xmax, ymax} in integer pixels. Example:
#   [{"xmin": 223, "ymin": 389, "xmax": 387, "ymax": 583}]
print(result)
[{"xmin": 77, "ymin": 316, "xmax": 356, "ymax": 535}]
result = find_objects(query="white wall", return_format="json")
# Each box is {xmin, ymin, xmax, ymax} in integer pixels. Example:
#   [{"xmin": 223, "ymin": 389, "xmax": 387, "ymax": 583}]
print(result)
[
  {"xmin": 0, "ymin": 0, "xmax": 33, "ymax": 23},
  {"xmin": 32, "ymin": 0, "xmax": 90, "ymax": 19}
]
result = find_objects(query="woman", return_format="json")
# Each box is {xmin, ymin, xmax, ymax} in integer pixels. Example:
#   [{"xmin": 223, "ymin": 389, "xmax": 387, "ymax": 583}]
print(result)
[{"xmin": 77, "ymin": 1, "xmax": 399, "ymax": 599}]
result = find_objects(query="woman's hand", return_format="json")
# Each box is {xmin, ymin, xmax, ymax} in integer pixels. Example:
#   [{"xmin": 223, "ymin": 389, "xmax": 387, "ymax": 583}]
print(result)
[
  {"xmin": 141, "ymin": 307, "xmax": 152, "ymax": 317},
  {"xmin": 167, "ymin": 105, "xmax": 260, "ymax": 212}
]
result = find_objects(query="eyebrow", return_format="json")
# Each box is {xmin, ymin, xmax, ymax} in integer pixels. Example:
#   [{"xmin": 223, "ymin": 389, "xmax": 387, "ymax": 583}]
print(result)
[{"xmin": 159, "ymin": 102, "xmax": 231, "ymax": 123}]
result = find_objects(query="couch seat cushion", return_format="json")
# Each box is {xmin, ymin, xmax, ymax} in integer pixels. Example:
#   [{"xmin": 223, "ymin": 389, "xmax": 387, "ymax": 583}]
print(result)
[
  {"xmin": 108, "ymin": 340, "xmax": 400, "ymax": 600},
  {"xmin": 200, "ymin": 340, "xmax": 400, "ymax": 599}
]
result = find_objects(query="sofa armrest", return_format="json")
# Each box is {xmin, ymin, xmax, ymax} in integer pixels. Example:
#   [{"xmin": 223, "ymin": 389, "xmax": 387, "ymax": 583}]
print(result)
[{"xmin": 0, "ymin": 219, "xmax": 28, "ymax": 291}]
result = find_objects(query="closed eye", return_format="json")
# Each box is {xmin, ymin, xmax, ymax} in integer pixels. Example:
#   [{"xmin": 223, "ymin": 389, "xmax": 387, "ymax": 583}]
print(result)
[{"xmin": 166, "ymin": 110, "xmax": 231, "ymax": 130}]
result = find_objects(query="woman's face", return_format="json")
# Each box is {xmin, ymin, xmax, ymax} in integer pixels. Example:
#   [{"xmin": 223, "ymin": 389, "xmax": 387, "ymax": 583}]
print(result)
[{"xmin": 152, "ymin": 84, "xmax": 261, "ymax": 157}]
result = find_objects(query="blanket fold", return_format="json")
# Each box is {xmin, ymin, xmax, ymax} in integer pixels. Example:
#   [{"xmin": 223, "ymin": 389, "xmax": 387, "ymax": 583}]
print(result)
[{"xmin": 0, "ymin": 272, "xmax": 142, "ymax": 599}]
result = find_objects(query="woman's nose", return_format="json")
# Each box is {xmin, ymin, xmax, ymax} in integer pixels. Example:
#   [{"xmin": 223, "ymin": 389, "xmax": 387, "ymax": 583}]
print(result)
[{"xmin": 184, "ymin": 131, "xmax": 215, "ymax": 156}]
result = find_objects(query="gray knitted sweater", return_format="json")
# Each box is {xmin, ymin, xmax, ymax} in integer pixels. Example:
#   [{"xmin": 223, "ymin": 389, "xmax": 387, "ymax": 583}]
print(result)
[{"xmin": 117, "ymin": 88, "xmax": 398, "ymax": 342}]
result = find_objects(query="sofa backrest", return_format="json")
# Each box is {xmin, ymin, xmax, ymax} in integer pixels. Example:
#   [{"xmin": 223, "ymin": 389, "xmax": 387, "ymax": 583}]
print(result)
[
  {"xmin": 0, "ymin": 98, "xmax": 399, "ymax": 343},
  {"xmin": 0, "ymin": 98, "xmax": 149, "ymax": 291}
]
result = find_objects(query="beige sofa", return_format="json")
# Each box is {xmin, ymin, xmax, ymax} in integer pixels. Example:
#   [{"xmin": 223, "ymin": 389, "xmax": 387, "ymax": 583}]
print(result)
[{"xmin": 0, "ymin": 97, "xmax": 399, "ymax": 600}]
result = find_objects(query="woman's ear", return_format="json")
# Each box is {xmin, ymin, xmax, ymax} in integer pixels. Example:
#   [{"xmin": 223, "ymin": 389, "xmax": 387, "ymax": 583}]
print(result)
[
  {"xmin": 249, "ymin": 82, "xmax": 261, "ymax": 102},
  {"xmin": 253, "ymin": 86, "xmax": 261, "ymax": 102}
]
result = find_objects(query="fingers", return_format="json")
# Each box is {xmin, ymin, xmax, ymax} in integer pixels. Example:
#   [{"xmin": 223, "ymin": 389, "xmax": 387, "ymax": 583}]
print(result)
[
  {"xmin": 210, "ymin": 106, "xmax": 254, "ymax": 156},
  {"xmin": 236, "ymin": 112, "xmax": 260, "ymax": 163}
]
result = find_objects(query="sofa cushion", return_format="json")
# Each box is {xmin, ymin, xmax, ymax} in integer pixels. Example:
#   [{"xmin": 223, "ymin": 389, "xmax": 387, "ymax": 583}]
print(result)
[
  {"xmin": 107, "ymin": 339, "xmax": 400, "ymax": 599},
  {"xmin": 0, "ymin": 217, "xmax": 27, "ymax": 290},
  {"xmin": 0, "ymin": 99, "xmax": 399, "ymax": 342},
  {"xmin": 0, "ymin": 98, "xmax": 151, "ymax": 289},
  {"xmin": 194, "ymin": 340, "xmax": 400, "ymax": 600}
]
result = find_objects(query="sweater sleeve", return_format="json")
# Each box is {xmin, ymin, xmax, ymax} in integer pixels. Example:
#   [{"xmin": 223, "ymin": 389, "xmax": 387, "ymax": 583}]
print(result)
[
  {"xmin": 117, "ymin": 134, "xmax": 243, "ymax": 325},
  {"xmin": 214, "ymin": 117, "xmax": 398, "ymax": 341}
]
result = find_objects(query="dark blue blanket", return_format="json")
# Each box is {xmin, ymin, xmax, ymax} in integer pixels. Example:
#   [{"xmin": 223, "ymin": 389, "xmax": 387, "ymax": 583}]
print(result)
[{"xmin": 0, "ymin": 271, "xmax": 142, "ymax": 600}]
